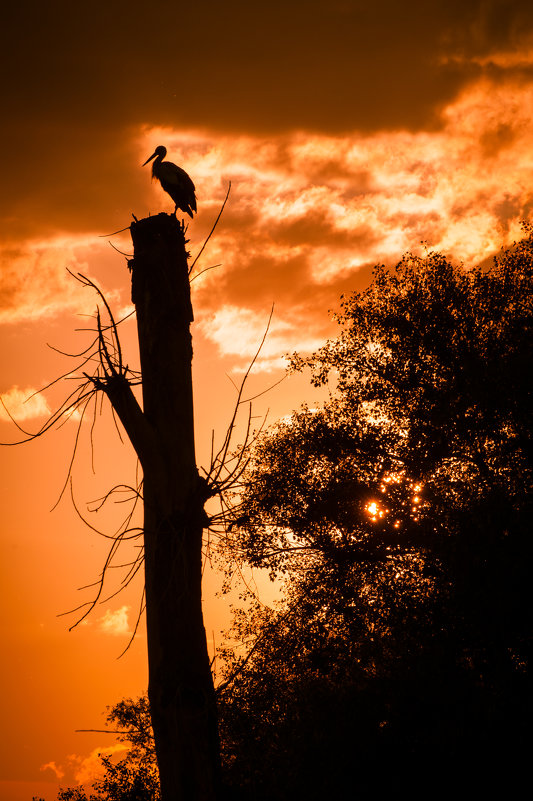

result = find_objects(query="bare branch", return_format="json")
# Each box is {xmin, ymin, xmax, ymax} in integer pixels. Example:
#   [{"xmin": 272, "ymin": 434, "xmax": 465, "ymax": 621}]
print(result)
[
  {"xmin": 98, "ymin": 224, "xmax": 132, "ymax": 237},
  {"xmin": 189, "ymin": 182, "xmax": 231, "ymax": 276},
  {"xmin": 189, "ymin": 263, "xmax": 222, "ymax": 283},
  {"xmin": 108, "ymin": 241, "xmax": 133, "ymax": 257},
  {"xmin": 206, "ymin": 305, "xmax": 274, "ymax": 487}
]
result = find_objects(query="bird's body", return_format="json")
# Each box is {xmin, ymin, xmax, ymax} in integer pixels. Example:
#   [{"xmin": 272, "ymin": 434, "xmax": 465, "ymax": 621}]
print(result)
[{"xmin": 143, "ymin": 145, "xmax": 197, "ymax": 218}]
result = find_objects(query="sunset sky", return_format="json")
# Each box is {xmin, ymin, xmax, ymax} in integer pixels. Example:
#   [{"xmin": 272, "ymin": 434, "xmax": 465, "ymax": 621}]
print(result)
[{"xmin": 2, "ymin": 1, "xmax": 533, "ymax": 798}]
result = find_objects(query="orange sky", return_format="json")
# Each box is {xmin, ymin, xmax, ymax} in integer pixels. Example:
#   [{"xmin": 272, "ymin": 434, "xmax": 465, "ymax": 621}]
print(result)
[{"xmin": 2, "ymin": 1, "xmax": 533, "ymax": 798}]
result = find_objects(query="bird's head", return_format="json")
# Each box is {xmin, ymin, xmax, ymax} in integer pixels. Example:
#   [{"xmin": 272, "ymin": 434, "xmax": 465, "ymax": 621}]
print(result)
[{"xmin": 142, "ymin": 145, "xmax": 167, "ymax": 166}]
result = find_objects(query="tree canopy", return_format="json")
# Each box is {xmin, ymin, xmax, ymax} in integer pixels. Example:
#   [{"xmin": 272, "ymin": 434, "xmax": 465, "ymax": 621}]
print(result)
[{"xmin": 218, "ymin": 234, "xmax": 533, "ymax": 797}]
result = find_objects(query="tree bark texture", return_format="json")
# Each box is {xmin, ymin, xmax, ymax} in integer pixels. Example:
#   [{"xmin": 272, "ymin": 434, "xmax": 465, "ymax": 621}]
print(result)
[{"xmin": 113, "ymin": 213, "xmax": 220, "ymax": 800}]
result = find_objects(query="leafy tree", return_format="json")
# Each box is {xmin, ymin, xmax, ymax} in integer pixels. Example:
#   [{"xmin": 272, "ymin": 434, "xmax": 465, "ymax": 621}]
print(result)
[
  {"xmin": 219, "ymin": 234, "xmax": 533, "ymax": 796},
  {"xmin": 231, "ymin": 233, "xmax": 533, "ymax": 655}
]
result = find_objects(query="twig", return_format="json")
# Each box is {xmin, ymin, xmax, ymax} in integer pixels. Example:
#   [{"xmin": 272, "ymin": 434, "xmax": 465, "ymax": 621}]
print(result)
[{"xmin": 189, "ymin": 183, "xmax": 231, "ymax": 275}]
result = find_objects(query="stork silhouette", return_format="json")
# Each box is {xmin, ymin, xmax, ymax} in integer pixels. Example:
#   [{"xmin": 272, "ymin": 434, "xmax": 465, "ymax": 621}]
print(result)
[{"xmin": 143, "ymin": 145, "xmax": 197, "ymax": 218}]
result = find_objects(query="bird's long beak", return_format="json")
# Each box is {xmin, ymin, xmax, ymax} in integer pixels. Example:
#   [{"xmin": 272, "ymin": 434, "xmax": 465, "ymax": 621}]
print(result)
[{"xmin": 142, "ymin": 152, "xmax": 157, "ymax": 166}]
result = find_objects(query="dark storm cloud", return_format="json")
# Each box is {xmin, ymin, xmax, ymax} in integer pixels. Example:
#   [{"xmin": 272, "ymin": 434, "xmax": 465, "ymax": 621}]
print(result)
[
  {"xmin": 2, "ymin": 4, "xmax": 532, "ymax": 143},
  {"xmin": 0, "ymin": 126, "xmax": 147, "ymax": 239},
  {"xmin": 3, "ymin": 0, "xmax": 531, "ymax": 134}
]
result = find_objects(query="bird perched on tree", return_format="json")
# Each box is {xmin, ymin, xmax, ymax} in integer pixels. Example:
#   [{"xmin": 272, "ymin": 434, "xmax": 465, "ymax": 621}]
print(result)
[{"xmin": 142, "ymin": 145, "xmax": 197, "ymax": 218}]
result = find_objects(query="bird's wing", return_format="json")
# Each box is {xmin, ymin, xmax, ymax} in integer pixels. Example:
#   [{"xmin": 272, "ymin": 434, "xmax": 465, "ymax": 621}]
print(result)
[{"xmin": 159, "ymin": 162, "xmax": 195, "ymax": 191}]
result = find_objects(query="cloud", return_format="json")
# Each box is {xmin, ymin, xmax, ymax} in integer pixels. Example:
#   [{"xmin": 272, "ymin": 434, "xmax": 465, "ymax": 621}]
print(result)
[
  {"xmin": 40, "ymin": 761, "xmax": 65, "ymax": 781},
  {"xmin": 41, "ymin": 744, "xmax": 129, "ymax": 788},
  {"xmin": 2, "ymin": 77, "xmax": 520, "ymax": 359},
  {"xmin": 4, "ymin": 1, "xmax": 532, "ymax": 140},
  {"xmin": 197, "ymin": 305, "xmax": 325, "ymax": 372},
  {"xmin": 180, "ymin": 80, "xmax": 533, "ymax": 278},
  {"xmin": 0, "ymin": 386, "xmax": 51, "ymax": 422},
  {"xmin": 98, "ymin": 606, "xmax": 131, "ymax": 636},
  {"xmin": 3, "ymin": 76, "xmax": 533, "ymax": 361},
  {"xmin": 187, "ymin": 78, "xmax": 533, "ymax": 356},
  {"xmin": 69, "ymin": 744, "xmax": 128, "ymax": 786},
  {"xmin": 0, "ymin": 238, "xmax": 121, "ymax": 325}
]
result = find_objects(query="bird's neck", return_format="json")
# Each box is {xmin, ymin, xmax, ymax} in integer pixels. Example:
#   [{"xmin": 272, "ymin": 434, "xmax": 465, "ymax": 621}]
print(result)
[{"xmin": 152, "ymin": 156, "xmax": 163, "ymax": 177}]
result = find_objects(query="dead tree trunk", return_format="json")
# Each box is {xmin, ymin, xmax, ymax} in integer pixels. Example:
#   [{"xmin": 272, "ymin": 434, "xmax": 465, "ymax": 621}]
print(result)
[{"xmin": 109, "ymin": 213, "xmax": 220, "ymax": 800}]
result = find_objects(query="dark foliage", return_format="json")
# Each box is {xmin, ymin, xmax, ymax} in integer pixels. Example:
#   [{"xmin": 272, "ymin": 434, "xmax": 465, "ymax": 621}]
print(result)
[{"xmin": 218, "ymin": 234, "xmax": 533, "ymax": 798}]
